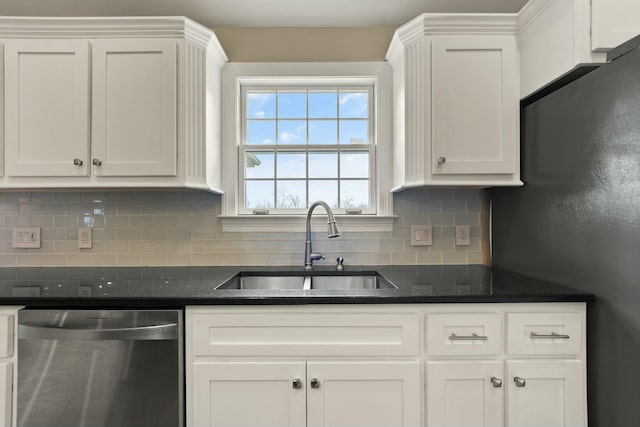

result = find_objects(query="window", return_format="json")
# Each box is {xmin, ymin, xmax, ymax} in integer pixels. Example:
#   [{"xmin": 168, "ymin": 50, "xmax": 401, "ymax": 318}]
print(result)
[
  {"xmin": 241, "ymin": 86, "xmax": 374, "ymax": 214},
  {"xmin": 220, "ymin": 63, "xmax": 393, "ymax": 232}
]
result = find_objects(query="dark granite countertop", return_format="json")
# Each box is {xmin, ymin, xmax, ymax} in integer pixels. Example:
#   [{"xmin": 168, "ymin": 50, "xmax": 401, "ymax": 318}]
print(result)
[{"xmin": 0, "ymin": 265, "xmax": 594, "ymax": 308}]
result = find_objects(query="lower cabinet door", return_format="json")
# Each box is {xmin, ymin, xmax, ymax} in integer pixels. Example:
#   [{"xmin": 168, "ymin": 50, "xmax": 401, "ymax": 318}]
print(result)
[
  {"xmin": 191, "ymin": 361, "xmax": 306, "ymax": 427},
  {"xmin": 306, "ymin": 360, "xmax": 421, "ymax": 427},
  {"xmin": 0, "ymin": 362, "xmax": 12, "ymax": 427},
  {"xmin": 426, "ymin": 360, "xmax": 504, "ymax": 427},
  {"xmin": 506, "ymin": 360, "xmax": 585, "ymax": 427}
]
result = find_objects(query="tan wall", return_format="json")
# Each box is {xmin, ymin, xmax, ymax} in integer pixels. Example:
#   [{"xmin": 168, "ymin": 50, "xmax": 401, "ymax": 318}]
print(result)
[{"xmin": 215, "ymin": 27, "xmax": 395, "ymax": 62}]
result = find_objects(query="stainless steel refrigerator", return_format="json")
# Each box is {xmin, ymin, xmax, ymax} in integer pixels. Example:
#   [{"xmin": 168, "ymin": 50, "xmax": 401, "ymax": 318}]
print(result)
[{"xmin": 491, "ymin": 36, "xmax": 640, "ymax": 427}]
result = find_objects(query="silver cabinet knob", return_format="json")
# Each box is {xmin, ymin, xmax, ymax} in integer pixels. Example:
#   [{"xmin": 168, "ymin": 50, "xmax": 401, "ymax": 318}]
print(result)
[
  {"xmin": 310, "ymin": 378, "xmax": 320, "ymax": 389},
  {"xmin": 292, "ymin": 378, "xmax": 302, "ymax": 389},
  {"xmin": 92, "ymin": 159, "xmax": 102, "ymax": 166},
  {"xmin": 514, "ymin": 377, "xmax": 526, "ymax": 387},
  {"xmin": 490, "ymin": 377, "xmax": 503, "ymax": 388},
  {"xmin": 437, "ymin": 157, "xmax": 446, "ymax": 164},
  {"xmin": 73, "ymin": 159, "xmax": 83, "ymax": 166}
]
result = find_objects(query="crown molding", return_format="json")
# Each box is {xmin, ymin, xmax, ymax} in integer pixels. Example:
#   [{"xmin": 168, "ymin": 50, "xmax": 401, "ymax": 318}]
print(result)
[
  {"xmin": 0, "ymin": 16, "xmax": 223, "ymax": 50},
  {"xmin": 517, "ymin": 0, "xmax": 557, "ymax": 34}
]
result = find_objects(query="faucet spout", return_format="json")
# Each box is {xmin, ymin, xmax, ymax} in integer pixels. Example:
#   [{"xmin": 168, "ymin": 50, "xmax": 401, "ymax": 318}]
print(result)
[{"xmin": 304, "ymin": 201, "xmax": 340, "ymax": 270}]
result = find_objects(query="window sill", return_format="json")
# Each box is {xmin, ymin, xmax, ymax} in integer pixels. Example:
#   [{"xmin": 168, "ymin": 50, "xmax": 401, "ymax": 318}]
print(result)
[{"xmin": 219, "ymin": 215, "xmax": 396, "ymax": 233}]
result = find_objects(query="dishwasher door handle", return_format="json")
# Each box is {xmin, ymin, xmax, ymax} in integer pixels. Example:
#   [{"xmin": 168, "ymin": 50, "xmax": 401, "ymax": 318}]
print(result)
[{"xmin": 18, "ymin": 323, "xmax": 178, "ymax": 341}]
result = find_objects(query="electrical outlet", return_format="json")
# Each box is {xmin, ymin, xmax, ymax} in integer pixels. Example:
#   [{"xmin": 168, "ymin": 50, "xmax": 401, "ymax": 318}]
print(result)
[
  {"xmin": 78, "ymin": 227, "xmax": 92, "ymax": 249},
  {"xmin": 411, "ymin": 225, "xmax": 432, "ymax": 246},
  {"xmin": 12, "ymin": 228, "xmax": 41, "ymax": 248},
  {"xmin": 456, "ymin": 225, "xmax": 471, "ymax": 246}
]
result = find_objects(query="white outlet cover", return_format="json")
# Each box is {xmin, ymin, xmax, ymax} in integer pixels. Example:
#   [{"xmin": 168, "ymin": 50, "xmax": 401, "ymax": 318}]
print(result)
[
  {"xmin": 456, "ymin": 225, "xmax": 471, "ymax": 246},
  {"xmin": 78, "ymin": 227, "xmax": 92, "ymax": 249}
]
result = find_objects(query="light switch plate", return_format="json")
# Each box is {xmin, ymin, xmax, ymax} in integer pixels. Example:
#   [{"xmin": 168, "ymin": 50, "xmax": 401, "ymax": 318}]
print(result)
[
  {"xmin": 11, "ymin": 228, "xmax": 41, "ymax": 248},
  {"xmin": 411, "ymin": 225, "xmax": 432, "ymax": 246}
]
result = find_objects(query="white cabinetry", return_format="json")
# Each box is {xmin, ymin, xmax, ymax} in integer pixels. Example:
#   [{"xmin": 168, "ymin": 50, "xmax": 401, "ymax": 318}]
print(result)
[
  {"xmin": 91, "ymin": 39, "xmax": 177, "ymax": 177},
  {"xmin": 0, "ymin": 17, "xmax": 227, "ymax": 191},
  {"xmin": 0, "ymin": 307, "xmax": 20, "ymax": 427},
  {"xmin": 592, "ymin": 0, "xmax": 640, "ymax": 51},
  {"xmin": 186, "ymin": 307, "xmax": 421, "ymax": 427},
  {"xmin": 425, "ymin": 305, "xmax": 586, "ymax": 427},
  {"xmin": 386, "ymin": 15, "xmax": 522, "ymax": 189},
  {"xmin": 187, "ymin": 303, "xmax": 587, "ymax": 427},
  {"xmin": 4, "ymin": 39, "xmax": 90, "ymax": 177}
]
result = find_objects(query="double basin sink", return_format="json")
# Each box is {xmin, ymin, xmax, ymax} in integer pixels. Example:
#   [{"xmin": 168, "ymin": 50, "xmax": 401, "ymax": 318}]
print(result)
[{"xmin": 216, "ymin": 272, "xmax": 397, "ymax": 291}]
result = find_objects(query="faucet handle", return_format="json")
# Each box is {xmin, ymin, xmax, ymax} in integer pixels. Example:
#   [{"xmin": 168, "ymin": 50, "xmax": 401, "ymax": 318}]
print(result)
[
  {"xmin": 310, "ymin": 253, "xmax": 325, "ymax": 262},
  {"xmin": 336, "ymin": 257, "xmax": 344, "ymax": 271}
]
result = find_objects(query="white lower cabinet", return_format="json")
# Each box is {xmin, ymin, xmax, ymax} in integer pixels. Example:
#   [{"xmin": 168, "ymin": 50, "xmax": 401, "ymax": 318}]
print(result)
[
  {"xmin": 506, "ymin": 360, "xmax": 585, "ymax": 427},
  {"xmin": 427, "ymin": 361, "xmax": 504, "ymax": 427},
  {"xmin": 0, "ymin": 308, "xmax": 19, "ymax": 427},
  {"xmin": 187, "ymin": 303, "xmax": 587, "ymax": 427}
]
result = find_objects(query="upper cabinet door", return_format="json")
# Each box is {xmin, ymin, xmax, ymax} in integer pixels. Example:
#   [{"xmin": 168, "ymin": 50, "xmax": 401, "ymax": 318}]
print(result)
[
  {"xmin": 4, "ymin": 39, "xmax": 90, "ymax": 177},
  {"xmin": 592, "ymin": 0, "xmax": 640, "ymax": 51},
  {"xmin": 91, "ymin": 39, "xmax": 177, "ymax": 177},
  {"xmin": 431, "ymin": 36, "xmax": 518, "ymax": 176}
]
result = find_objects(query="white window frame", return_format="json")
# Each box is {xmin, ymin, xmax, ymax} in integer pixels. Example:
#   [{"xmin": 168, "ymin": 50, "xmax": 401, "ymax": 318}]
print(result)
[{"xmin": 220, "ymin": 62, "xmax": 394, "ymax": 233}]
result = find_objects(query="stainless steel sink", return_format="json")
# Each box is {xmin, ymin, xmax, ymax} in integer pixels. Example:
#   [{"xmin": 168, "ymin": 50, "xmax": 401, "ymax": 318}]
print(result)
[
  {"xmin": 310, "ymin": 274, "xmax": 396, "ymax": 290},
  {"xmin": 215, "ymin": 272, "xmax": 397, "ymax": 290},
  {"xmin": 216, "ymin": 275, "xmax": 306, "ymax": 290}
]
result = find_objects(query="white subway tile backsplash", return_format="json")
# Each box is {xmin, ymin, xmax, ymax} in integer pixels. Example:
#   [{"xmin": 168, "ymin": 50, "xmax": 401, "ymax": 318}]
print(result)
[{"xmin": 0, "ymin": 189, "xmax": 487, "ymax": 267}]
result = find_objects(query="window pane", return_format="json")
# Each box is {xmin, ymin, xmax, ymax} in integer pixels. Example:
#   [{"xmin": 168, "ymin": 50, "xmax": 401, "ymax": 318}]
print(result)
[
  {"xmin": 341, "ymin": 180, "xmax": 369, "ymax": 208},
  {"xmin": 245, "ymin": 151, "xmax": 274, "ymax": 178},
  {"xmin": 340, "ymin": 151, "xmax": 369, "ymax": 178},
  {"xmin": 277, "ymin": 151, "xmax": 306, "ymax": 178},
  {"xmin": 276, "ymin": 180, "xmax": 307, "ymax": 208},
  {"xmin": 246, "ymin": 181, "xmax": 275, "ymax": 208},
  {"xmin": 339, "ymin": 120, "xmax": 368, "ymax": 145},
  {"xmin": 339, "ymin": 91, "xmax": 368, "ymax": 118},
  {"xmin": 278, "ymin": 92, "xmax": 306, "ymax": 118},
  {"xmin": 309, "ymin": 92, "xmax": 337, "ymax": 118},
  {"xmin": 309, "ymin": 151, "xmax": 337, "ymax": 178},
  {"xmin": 247, "ymin": 120, "xmax": 276, "ymax": 145},
  {"xmin": 247, "ymin": 92, "xmax": 276, "ymax": 119},
  {"xmin": 278, "ymin": 120, "xmax": 307, "ymax": 145},
  {"xmin": 309, "ymin": 120, "xmax": 337, "ymax": 144},
  {"xmin": 309, "ymin": 180, "xmax": 338, "ymax": 208}
]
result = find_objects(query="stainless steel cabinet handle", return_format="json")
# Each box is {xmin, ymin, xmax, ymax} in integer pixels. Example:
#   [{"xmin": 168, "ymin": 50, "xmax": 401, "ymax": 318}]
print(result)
[
  {"xmin": 292, "ymin": 378, "xmax": 302, "ymax": 389},
  {"xmin": 18, "ymin": 323, "xmax": 177, "ymax": 341},
  {"xmin": 491, "ymin": 377, "xmax": 503, "ymax": 388},
  {"xmin": 310, "ymin": 378, "xmax": 320, "ymax": 389},
  {"xmin": 73, "ymin": 159, "xmax": 83, "ymax": 166},
  {"xmin": 92, "ymin": 159, "xmax": 102, "ymax": 166},
  {"xmin": 437, "ymin": 157, "xmax": 446, "ymax": 164},
  {"xmin": 530, "ymin": 332, "xmax": 570, "ymax": 339},
  {"xmin": 449, "ymin": 333, "xmax": 488, "ymax": 341},
  {"xmin": 514, "ymin": 377, "xmax": 526, "ymax": 387}
]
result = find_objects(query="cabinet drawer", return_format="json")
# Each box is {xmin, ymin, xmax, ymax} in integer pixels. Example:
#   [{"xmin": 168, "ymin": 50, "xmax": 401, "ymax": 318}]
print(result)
[
  {"xmin": 0, "ymin": 315, "xmax": 14, "ymax": 358},
  {"xmin": 190, "ymin": 312, "xmax": 420, "ymax": 357},
  {"xmin": 507, "ymin": 312, "xmax": 582, "ymax": 356},
  {"xmin": 426, "ymin": 313, "xmax": 502, "ymax": 356}
]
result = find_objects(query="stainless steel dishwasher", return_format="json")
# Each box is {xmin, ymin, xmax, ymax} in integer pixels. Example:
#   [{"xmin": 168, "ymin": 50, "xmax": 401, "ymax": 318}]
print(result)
[{"xmin": 17, "ymin": 309, "xmax": 183, "ymax": 427}]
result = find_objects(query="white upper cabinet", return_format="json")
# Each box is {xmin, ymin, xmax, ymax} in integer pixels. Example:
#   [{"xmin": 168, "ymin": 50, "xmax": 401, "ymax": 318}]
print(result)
[
  {"xmin": 518, "ymin": 0, "xmax": 640, "ymax": 98},
  {"xmin": 0, "ymin": 17, "xmax": 227, "ymax": 191},
  {"xmin": 592, "ymin": 0, "xmax": 640, "ymax": 51},
  {"xmin": 4, "ymin": 39, "xmax": 90, "ymax": 177},
  {"xmin": 91, "ymin": 39, "xmax": 177, "ymax": 177},
  {"xmin": 386, "ymin": 14, "xmax": 522, "ymax": 189}
]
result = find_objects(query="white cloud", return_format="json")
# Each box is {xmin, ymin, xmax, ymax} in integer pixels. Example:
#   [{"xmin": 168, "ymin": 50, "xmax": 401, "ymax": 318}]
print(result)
[
  {"xmin": 339, "ymin": 92, "xmax": 365, "ymax": 105},
  {"xmin": 280, "ymin": 131, "xmax": 300, "ymax": 142},
  {"xmin": 255, "ymin": 111, "xmax": 266, "ymax": 119}
]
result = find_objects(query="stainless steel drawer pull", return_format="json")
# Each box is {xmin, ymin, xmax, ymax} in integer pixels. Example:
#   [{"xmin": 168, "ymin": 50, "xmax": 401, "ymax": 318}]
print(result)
[
  {"xmin": 514, "ymin": 377, "xmax": 526, "ymax": 387},
  {"xmin": 490, "ymin": 377, "xmax": 503, "ymax": 388},
  {"xmin": 437, "ymin": 157, "xmax": 446, "ymax": 164},
  {"xmin": 530, "ymin": 332, "xmax": 570, "ymax": 339},
  {"xmin": 449, "ymin": 333, "xmax": 488, "ymax": 341},
  {"xmin": 92, "ymin": 159, "xmax": 102, "ymax": 166},
  {"xmin": 310, "ymin": 378, "xmax": 320, "ymax": 389},
  {"xmin": 73, "ymin": 158, "xmax": 83, "ymax": 166},
  {"xmin": 292, "ymin": 378, "xmax": 302, "ymax": 389},
  {"xmin": 18, "ymin": 323, "xmax": 177, "ymax": 341}
]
